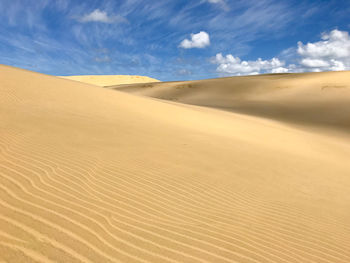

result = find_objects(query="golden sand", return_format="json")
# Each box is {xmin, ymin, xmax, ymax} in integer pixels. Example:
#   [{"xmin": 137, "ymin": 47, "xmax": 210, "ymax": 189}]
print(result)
[
  {"xmin": 1, "ymin": 65, "xmax": 350, "ymax": 262},
  {"xmin": 60, "ymin": 74, "xmax": 159, "ymax": 86},
  {"xmin": 109, "ymin": 72, "xmax": 350, "ymax": 134}
]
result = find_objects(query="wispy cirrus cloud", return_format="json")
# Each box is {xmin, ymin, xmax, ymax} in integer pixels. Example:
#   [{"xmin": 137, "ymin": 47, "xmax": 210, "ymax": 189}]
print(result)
[
  {"xmin": 207, "ymin": 0, "xmax": 224, "ymax": 3},
  {"xmin": 175, "ymin": 68, "xmax": 192, "ymax": 76},
  {"xmin": 206, "ymin": 0, "xmax": 229, "ymax": 11},
  {"xmin": 0, "ymin": 0, "xmax": 349, "ymax": 81}
]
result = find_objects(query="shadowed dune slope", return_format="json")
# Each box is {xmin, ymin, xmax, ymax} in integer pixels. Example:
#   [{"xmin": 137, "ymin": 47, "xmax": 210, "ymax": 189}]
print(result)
[
  {"xmin": 60, "ymin": 75, "xmax": 159, "ymax": 86},
  {"xmin": 1, "ymin": 64, "xmax": 350, "ymax": 262},
  {"xmin": 108, "ymin": 72, "xmax": 350, "ymax": 133}
]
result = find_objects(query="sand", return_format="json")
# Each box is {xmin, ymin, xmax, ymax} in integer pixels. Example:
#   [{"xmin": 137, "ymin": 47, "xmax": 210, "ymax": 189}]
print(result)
[
  {"xmin": 1, "ymin": 64, "xmax": 350, "ymax": 262},
  {"xmin": 108, "ymin": 72, "xmax": 350, "ymax": 134},
  {"xmin": 60, "ymin": 75, "xmax": 159, "ymax": 86}
]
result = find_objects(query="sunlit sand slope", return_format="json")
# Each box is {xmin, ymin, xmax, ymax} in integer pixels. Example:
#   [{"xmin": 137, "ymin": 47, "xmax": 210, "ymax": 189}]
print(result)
[
  {"xmin": 1, "ymin": 64, "xmax": 350, "ymax": 262},
  {"xmin": 60, "ymin": 75, "xmax": 159, "ymax": 86},
  {"xmin": 109, "ymin": 72, "xmax": 350, "ymax": 132}
]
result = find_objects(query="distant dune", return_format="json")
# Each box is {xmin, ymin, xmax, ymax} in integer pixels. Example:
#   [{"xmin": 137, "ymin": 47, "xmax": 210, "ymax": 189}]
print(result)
[
  {"xmin": 1, "ymin": 64, "xmax": 350, "ymax": 262},
  {"xmin": 108, "ymin": 71, "xmax": 350, "ymax": 133},
  {"xmin": 60, "ymin": 74, "xmax": 159, "ymax": 86}
]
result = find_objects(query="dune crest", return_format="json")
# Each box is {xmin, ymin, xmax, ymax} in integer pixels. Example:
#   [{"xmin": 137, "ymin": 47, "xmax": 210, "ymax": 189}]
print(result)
[
  {"xmin": 60, "ymin": 74, "xmax": 159, "ymax": 86},
  {"xmin": 1, "ymin": 65, "xmax": 350, "ymax": 262}
]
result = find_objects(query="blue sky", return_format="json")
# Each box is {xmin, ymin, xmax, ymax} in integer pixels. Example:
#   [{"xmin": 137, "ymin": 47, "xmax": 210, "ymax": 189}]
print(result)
[{"xmin": 0, "ymin": 0, "xmax": 349, "ymax": 81}]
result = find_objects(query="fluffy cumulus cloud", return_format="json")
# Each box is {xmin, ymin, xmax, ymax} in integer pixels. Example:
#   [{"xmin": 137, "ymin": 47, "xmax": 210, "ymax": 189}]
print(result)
[
  {"xmin": 179, "ymin": 31, "xmax": 210, "ymax": 49},
  {"xmin": 211, "ymin": 53, "xmax": 288, "ymax": 75},
  {"xmin": 297, "ymin": 29, "xmax": 350, "ymax": 72},
  {"xmin": 213, "ymin": 29, "xmax": 350, "ymax": 75},
  {"xmin": 79, "ymin": 9, "xmax": 127, "ymax": 24}
]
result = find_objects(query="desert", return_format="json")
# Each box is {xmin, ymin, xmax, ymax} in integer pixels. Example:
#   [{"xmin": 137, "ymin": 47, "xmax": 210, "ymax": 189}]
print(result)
[
  {"xmin": 60, "ymin": 75, "xmax": 159, "ymax": 86},
  {"xmin": 1, "ymin": 1, "xmax": 350, "ymax": 262},
  {"xmin": 1, "ymin": 64, "xmax": 350, "ymax": 262}
]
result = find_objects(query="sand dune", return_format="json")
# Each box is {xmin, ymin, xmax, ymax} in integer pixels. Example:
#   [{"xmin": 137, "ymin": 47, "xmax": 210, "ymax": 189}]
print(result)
[
  {"xmin": 1, "ymin": 64, "xmax": 350, "ymax": 262},
  {"xmin": 108, "ymin": 72, "xmax": 350, "ymax": 134},
  {"xmin": 60, "ymin": 75, "xmax": 159, "ymax": 86}
]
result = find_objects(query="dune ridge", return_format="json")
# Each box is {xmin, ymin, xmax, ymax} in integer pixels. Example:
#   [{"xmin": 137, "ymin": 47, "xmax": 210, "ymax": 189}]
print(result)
[
  {"xmin": 108, "ymin": 71, "xmax": 350, "ymax": 134},
  {"xmin": 1, "ymin": 64, "xmax": 350, "ymax": 262},
  {"xmin": 60, "ymin": 75, "xmax": 159, "ymax": 86}
]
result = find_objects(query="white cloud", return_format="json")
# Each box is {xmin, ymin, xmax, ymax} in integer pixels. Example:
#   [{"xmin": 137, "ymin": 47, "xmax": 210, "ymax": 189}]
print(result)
[
  {"xmin": 211, "ymin": 53, "xmax": 288, "ymax": 75},
  {"xmin": 297, "ymin": 29, "xmax": 350, "ymax": 71},
  {"xmin": 206, "ymin": 0, "xmax": 229, "ymax": 11},
  {"xmin": 212, "ymin": 29, "xmax": 350, "ymax": 76},
  {"xmin": 207, "ymin": 0, "xmax": 224, "ymax": 3},
  {"xmin": 271, "ymin": 67, "xmax": 289, "ymax": 73},
  {"xmin": 299, "ymin": 58, "xmax": 329, "ymax": 68},
  {"xmin": 179, "ymin": 31, "xmax": 210, "ymax": 49},
  {"xmin": 79, "ymin": 9, "xmax": 127, "ymax": 24}
]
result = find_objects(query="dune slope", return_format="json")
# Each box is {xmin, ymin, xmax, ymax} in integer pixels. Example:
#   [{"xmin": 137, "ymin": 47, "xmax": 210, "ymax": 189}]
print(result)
[
  {"xmin": 60, "ymin": 75, "xmax": 159, "ymax": 86},
  {"xmin": 1, "ymin": 65, "xmax": 350, "ymax": 262},
  {"xmin": 108, "ymin": 72, "xmax": 350, "ymax": 133}
]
